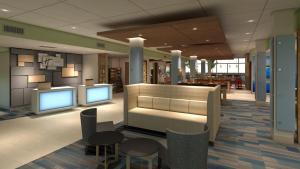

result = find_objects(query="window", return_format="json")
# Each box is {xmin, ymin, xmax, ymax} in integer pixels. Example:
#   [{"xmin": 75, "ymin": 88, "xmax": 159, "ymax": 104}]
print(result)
[
  {"xmin": 228, "ymin": 64, "xmax": 239, "ymax": 73},
  {"xmin": 217, "ymin": 64, "xmax": 227, "ymax": 73},
  {"xmin": 239, "ymin": 64, "xmax": 245, "ymax": 73}
]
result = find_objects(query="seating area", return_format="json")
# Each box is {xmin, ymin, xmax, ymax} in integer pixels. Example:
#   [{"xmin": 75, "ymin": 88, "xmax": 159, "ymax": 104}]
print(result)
[
  {"xmin": 124, "ymin": 84, "xmax": 220, "ymax": 142},
  {"xmin": 0, "ymin": 1, "xmax": 300, "ymax": 169}
]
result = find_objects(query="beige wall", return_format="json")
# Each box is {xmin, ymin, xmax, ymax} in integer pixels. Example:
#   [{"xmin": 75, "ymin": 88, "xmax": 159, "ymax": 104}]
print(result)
[
  {"xmin": 0, "ymin": 47, "xmax": 10, "ymax": 109},
  {"xmin": 82, "ymin": 54, "xmax": 99, "ymax": 84}
]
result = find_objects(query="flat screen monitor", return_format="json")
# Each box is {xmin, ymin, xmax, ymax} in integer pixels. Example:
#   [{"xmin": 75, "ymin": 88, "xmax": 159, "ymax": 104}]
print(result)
[
  {"xmin": 86, "ymin": 87, "xmax": 109, "ymax": 104},
  {"xmin": 39, "ymin": 90, "xmax": 74, "ymax": 112}
]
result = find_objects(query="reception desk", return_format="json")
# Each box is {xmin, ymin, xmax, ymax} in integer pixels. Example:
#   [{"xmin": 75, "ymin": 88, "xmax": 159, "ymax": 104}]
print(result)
[
  {"xmin": 78, "ymin": 84, "xmax": 112, "ymax": 106},
  {"xmin": 31, "ymin": 86, "xmax": 77, "ymax": 114}
]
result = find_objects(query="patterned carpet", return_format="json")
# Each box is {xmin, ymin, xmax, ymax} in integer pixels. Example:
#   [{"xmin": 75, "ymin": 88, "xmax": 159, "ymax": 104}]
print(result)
[{"xmin": 18, "ymin": 100, "xmax": 300, "ymax": 169}]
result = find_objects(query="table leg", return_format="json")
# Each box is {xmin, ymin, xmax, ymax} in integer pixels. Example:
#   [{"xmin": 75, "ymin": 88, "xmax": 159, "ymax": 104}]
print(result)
[
  {"xmin": 126, "ymin": 155, "xmax": 131, "ymax": 169},
  {"xmin": 147, "ymin": 158, "xmax": 153, "ymax": 169},
  {"xmin": 104, "ymin": 146, "xmax": 107, "ymax": 169},
  {"xmin": 114, "ymin": 143, "xmax": 119, "ymax": 161},
  {"xmin": 96, "ymin": 145, "xmax": 99, "ymax": 162}
]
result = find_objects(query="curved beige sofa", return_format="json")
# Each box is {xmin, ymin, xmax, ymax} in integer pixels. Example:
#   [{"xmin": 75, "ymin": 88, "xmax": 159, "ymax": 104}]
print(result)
[{"xmin": 124, "ymin": 84, "xmax": 220, "ymax": 143}]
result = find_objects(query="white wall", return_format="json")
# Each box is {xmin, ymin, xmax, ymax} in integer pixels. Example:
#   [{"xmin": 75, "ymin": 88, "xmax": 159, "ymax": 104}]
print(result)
[
  {"xmin": 82, "ymin": 54, "xmax": 98, "ymax": 84},
  {"xmin": 0, "ymin": 47, "xmax": 10, "ymax": 109}
]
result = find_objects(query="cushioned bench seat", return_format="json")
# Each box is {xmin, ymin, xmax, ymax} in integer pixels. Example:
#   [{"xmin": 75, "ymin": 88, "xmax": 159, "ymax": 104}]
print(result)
[{"xmin": 128, "ymin": 107, "xmax": 206, "ymax": 133}]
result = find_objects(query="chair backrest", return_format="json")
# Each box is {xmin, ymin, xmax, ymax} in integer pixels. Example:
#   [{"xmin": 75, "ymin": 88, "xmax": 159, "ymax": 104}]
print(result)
[
  {"xmin": 80, "ymin": 108, "xmax": 97, "ymax": 144},
  {"xmin": 166, "ymin": 125, "xmax": 209, "ymax": 169}
]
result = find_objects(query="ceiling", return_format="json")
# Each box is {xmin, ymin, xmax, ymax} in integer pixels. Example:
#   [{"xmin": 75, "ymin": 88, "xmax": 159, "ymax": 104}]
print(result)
[
  {"xmin": 98, "ymin": 16, "xmax": 232, "ymax": 59},
  {"xmin": 0, "ymin": 0, "xmax": 299, "ymax": 57}
]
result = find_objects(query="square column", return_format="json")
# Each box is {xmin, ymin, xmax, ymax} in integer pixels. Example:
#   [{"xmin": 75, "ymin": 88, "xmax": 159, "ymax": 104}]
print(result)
[
  {"xmin": 272, "ymin": 9, "xmax": 297, "ymax": 144},
  {"xmin": 128, "ymin": 37, "xmax": 145, "ymax": 84},
  {"xmin": 170, "ymin": 50, "xmax": 181, "ymax": 85},
  {"xmin": 189, "ymin": 56, "xmax": 197, "ymax": 79}
]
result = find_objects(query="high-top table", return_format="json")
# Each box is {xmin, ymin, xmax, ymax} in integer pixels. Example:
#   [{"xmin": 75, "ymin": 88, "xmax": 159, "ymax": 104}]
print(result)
[
  {"xmin": 120, "ymin": 138, "xmax": 160, "ymax": 169},
  {"xmin": 88, "ymin": 131, "xmax": 124, "ymax": 169}
]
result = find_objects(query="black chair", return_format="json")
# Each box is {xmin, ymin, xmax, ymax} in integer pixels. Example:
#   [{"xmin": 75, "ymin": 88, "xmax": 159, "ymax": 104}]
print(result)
[
  {"xmin": 163, "ymin": 125, "xmax": 209, "ymax": 169},
  {"xmin": 80, "ymin": 108, "xmax": 114, "ymax": 154}
]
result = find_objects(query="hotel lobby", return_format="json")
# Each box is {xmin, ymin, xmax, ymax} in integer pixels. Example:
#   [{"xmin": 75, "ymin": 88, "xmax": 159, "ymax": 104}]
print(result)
[{"xmin": 0, "ymin": 0, "xmax": 300, "ymax": 169}]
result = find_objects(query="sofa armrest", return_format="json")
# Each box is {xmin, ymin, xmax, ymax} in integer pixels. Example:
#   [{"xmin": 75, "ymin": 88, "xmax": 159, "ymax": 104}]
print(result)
[
  {"xmin": 124, "ymin": 85, "xmax": 140, "ymax": 125},
  {"xmin": 207, "ymin": 85, "xmax": 221, "ymax": 142}
]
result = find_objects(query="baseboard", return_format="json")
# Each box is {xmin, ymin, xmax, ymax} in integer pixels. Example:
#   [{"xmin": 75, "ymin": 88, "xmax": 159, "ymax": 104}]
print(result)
[{"xmin": 273, "ymin": 130, "xmax": 295, "ymax": 145}]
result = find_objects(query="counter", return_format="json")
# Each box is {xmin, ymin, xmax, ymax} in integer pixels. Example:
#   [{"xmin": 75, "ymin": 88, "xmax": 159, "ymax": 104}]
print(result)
[
  {"xmin": 31, "ymin": 86, "xmax": 77, "ymax": 114},
  {"xmin": 78, "ymin": 84, "xmax": 112, "ymax": 106}
]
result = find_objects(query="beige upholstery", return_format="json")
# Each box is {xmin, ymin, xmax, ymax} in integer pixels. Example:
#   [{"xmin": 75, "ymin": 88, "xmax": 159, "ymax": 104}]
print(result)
[
  {"xmin": 170, "ymin": 99, "xmax": 189, "ymax": 113},
  {"xmin": 189, "ymin": 100, "xmax": 207, "ymax": 115},
  {"xmin": 124, "ymin": 83, "xmax": 221, "ymax": 142},
  {"xmin": 138, "ymin": 96, "xmax": 153, "ymax": 109},
  {"xmin": 128, "ymin": 108, "xmax": 206, "ymax": 133},
  {"xmin": 153, "ymin": 97, "xmax": 170, "ymax": 111}
]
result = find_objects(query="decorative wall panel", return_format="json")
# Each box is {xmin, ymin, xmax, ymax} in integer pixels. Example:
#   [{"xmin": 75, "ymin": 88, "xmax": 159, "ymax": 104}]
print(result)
[
  {"xmin": 10, "ymin": 48, "xmax": 83, "ymax": 107},
  {"xmin": 28, "ymin": 75, "xmax": 46, "ymax": 83}
]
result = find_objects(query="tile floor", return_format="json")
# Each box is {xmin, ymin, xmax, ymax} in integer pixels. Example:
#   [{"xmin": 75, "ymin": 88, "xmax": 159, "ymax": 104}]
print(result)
[{"xmin": 0, "ymin": 93, "xmax": 124, "ymax": 169}]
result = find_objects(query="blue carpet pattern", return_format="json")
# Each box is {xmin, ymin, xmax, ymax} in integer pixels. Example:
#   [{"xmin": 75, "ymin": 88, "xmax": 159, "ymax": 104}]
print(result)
[{"xmin": 18, "ymin": 100, "xmax": 300, "ymax": 169}]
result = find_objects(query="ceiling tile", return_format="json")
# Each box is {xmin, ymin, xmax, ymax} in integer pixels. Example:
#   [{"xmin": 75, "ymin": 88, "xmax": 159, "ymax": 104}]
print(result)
[
  {"xmin": 34, "ymin": 2, "xmax": 98, "ymax": 24},
  {"xmin": 131, "ymin": 0, "xmax": 195, "ymax": 10},
  {"xmin": 77, "ymin": 19, "xmax": 111, "ymax": 32},
  {"xmin": 146, "ymin": 0, "xmax": 202, "ymax": 16},
  {"xmin": 266, "ymin": 0, "xmax": 300, "ymax": 10},
  {"xmin": 218, "ymin": 11, "xmax": 261, "ymax": 29},
  {"xmin": 0, "ymin": 0, "xmax": 62, "ymax": 11},
  {"xmin": 0, "ymin": 2, "xmax": 25, "ymax": 18},
  {"xmin": 11, "ymin": 12, "xmax": 69, "ymax": 29},
  {"xmin": 66, "ymin": 0, "xmax": 142, "ymax": 18},
  {"xmin": 200, "ymin": 0, "xmax": 267, "ymax": 15}
]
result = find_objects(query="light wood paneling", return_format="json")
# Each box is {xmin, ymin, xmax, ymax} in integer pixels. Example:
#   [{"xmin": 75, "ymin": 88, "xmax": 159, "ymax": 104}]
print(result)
[
  {"xmin": 67, "ymin": 64, "xmax": 75, "ymax": 68},
  {"xmin": 18, "ymin": 62, "xmax": 25, "ymax": 67},
  {"xmin": 62, "ymin": 67, "xmax": 77, "ymax": 77},
  {"xmin": 98, "ymin": 16, "xmax": 232, "ymax": 59},
  {"xmin": 18, "ymin": 55, "xmax": 34, "ymax": 63},
  {"xmin": 98, "ymin": 54, "xmax": 108, "ymax": 83},
  {"xmin": 38, "ymin": 82, "xmax": 51, "ymax": 90},
  {"xmin": 28, "ymin": 75, "xmax": 46, "ymax": 83}
]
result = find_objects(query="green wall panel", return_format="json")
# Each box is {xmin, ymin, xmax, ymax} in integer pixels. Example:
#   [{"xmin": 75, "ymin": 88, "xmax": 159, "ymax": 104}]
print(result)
[{"xmin": 0, "ymin": 18, "xmax": 170, "ymax": 59}]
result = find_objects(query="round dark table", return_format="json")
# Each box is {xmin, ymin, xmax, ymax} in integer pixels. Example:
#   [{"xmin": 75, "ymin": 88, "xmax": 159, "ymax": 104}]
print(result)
[
  {"xmin": 120, "ymin": 138, "xmax": 160, "ymax": 169},
  {"xmin": 88, "ymin": 131, "xmax": 124, "ymax": 169}
]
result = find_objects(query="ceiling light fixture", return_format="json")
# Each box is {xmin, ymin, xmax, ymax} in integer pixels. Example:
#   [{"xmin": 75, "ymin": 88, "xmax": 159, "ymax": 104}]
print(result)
[
  {"xmin": 245, "ymin": 32, "xmax": 251, "ymax": 35},
  {"xmin": 205, "ymin": 39, "xmax": 210, "ymax": 42},
  {"xmin": 192, "ymin": 27, "xmax": 198, "ymax": 31},
  {"xmin": 71, "ymin": 26, "xmax": 77, "ymax": 30},
  {"xmin": 181, "ymin": 44, "xmax": 187, "ymax": 47},
  {"xmin": 164, "ymin": 43, "xmax": 168, "ymax": 45},
  {"xmin": 1, "ymin": 8, "xmax": 9, "ymax": 12},
  {"xmin": 247, "ymin": 19, "xmax": 255, "ymax": 23},
  {"xmin": 138, "ymin": 33, "xmax": 143, "ymax": 37}
]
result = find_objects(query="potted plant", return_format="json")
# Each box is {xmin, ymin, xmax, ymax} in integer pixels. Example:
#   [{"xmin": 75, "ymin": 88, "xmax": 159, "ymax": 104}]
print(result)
[{"xmin": 207, "ymin": 59, "xmax": 216, "ymax": 82}]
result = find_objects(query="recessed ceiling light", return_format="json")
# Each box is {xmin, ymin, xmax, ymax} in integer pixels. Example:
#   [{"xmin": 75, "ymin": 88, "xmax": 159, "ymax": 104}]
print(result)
[
  {"xmin": 247, "ymin": 19, "xmax": 255, "ymax": 23},
  {"xmin": 245, "ymin": 32, "xmax": 251, "ymax": 35},
  {"xmin": 164, "ymin": 43, "xmax": 168, "ymax": 45},
  {"xmin": 192, "ymin": 27, "xmax": 198, "ymax": 31},
  {"xmin": 181, "ymin": 44, "xmax": 187, "ymax": 47},
  {"xmin": 71, "ymin": 26, "xmax": 77, "ymax": 30},
  {"xmin": 1, "ymin": 8, "xmax": 9, "ymax": 12},
  {"xmin": 138, "ymin": 33, "xmax": 143, "ymax": 37},
  {"xmin": 205, "ymin": 39, "xmax": 210, "ymax": 42}
]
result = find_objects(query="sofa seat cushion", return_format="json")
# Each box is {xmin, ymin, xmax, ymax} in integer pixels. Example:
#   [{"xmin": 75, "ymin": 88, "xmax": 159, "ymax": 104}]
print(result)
[{"xmin": 128, "ymin": 108, "xmax": 206, "ymax": 133}]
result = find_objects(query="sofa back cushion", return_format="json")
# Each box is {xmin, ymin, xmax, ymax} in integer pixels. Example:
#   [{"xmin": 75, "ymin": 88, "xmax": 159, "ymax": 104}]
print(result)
[
  {"xmin": 189, "ymin": 100, "xmax": 207, "ymax": 115},
  {"xmin": 170, "ymin": 99, "xmax": 189, "ymax": 113},
  {"xmin": 153, "ymin": 97, "xmax": 170, "ymax": 111},
  {"xmin": 138, "ymin": 96, "xmax": 153, "ymax": 109}
]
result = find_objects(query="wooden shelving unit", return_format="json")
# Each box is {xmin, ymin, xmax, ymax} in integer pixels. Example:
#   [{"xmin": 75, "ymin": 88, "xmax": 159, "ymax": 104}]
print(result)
[{"xmin": 109, "ymin": 68, "xmax": 123, "ymax": 93}]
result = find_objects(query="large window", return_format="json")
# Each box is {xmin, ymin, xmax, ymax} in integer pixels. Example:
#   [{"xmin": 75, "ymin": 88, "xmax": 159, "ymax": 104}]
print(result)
[{"xmin": 195, "ymin": 58, "xmax": 245, "ymax": 74}]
